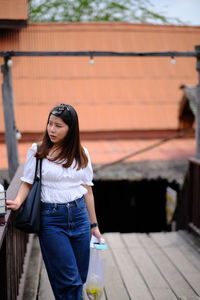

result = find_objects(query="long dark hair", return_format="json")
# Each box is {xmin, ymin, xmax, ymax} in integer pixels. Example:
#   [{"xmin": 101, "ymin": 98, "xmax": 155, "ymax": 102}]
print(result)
[{"xmin": 36, "ymin": 104, "xmax": 88, "ymax": 169}]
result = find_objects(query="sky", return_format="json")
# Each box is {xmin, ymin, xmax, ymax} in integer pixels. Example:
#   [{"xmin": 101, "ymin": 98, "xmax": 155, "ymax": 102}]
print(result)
[{"xmin": 150, "ymin": 0, "xmax": 200, "ymax": 26}]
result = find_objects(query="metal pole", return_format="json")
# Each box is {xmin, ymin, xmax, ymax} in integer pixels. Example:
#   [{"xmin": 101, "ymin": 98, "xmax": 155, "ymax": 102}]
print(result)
[
  {"xmin": 1, "ymin": 57, "xmax": 19, "ymax": 180},
  {"xmin": 195, "ymin": 46, "xmax": 200, "ymax": 159}
]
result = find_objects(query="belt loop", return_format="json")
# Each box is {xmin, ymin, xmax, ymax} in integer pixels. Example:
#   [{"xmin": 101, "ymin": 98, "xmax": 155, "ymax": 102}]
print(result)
[{"xmin": 75, "ymin": 199, "xmax": 80, "ymax": 208}]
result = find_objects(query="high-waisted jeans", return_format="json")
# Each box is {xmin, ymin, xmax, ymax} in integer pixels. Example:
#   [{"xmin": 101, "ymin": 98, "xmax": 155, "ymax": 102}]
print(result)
[{"xmin": 38, "ymin": 197, "xmax": 90, "ymax": 300}]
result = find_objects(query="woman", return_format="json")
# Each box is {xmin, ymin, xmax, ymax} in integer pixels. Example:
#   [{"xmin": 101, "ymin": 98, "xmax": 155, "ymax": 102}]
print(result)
[{"xmin": 7, "ymin": 104, "xmax": 101, "ymax": 300}]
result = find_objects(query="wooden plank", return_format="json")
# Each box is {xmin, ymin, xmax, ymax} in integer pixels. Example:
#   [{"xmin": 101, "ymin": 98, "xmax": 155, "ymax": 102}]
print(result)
[
  {"xmin": 6, "ymin": 164, "xmax": 24, "ymax": 199},
  {"xmin": 179, "ymin": 230, "xmax": 200, "ymax": 253},
  {"xmin": 163, "ymin": 231, "xmax": 200, "ymax": 272},
  {"xmin": 122, "ymin": 233, "xmax": 177, "ymax": 300},
  {"xmin": 0, "ymin": 165, "xmax": 23, "ymax": 249},
  {"xmin": 138, "ymin": 233, "xmax": 198, "ymax": 298},
  {"xmin": 105, "ymin": 233, "xmax": 153, "ymax": 300},
  {"xmin": 6, "ymin": 222, "xmax": 12, "ymax": 300},
  {"xmin": 178, "ymin": 297, "xmax": 200, "ymax": 300},
  {"xmin": 151, "ymin": 232, "xmax": 200, "ymax": 296},
  {"xmin": 152, "ymin": 232, "xmax": 200, "ymax": 296},
  {"xmin": 103, "ymin": 236, "xmax": 129, "ymax": 300},
  {"xmin": 38, "ymin": 263, "xmax": 54, "ymax": 300},
  {"xmin": 17, "ymin": 234, "xmax": 34, "ymax": 300},
  {"xmin": 22, "ymin": 236, "xmax": 42, "ymax": 300}
]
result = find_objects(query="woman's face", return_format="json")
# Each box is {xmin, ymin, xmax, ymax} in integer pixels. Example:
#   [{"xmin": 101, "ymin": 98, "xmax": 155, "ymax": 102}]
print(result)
[{"xmin": 47, "ymin": 114, "xmax": 69, "ymax": 144}]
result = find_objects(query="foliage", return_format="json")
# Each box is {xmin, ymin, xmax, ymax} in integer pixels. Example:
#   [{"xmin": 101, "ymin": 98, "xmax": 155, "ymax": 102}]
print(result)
[{"xmin": 28, "ymin": 0, "xmax": 183, "ymax": 24}]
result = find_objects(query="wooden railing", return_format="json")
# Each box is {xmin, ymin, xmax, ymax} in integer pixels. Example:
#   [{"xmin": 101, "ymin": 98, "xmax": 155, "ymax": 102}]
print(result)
[
  {"xmin": 0, "ymin": 165, "xmax": 31, "ymax": 300},
  {"xmin": 187, "ymin": 158, "xmax": 200, "ymax": 235}
]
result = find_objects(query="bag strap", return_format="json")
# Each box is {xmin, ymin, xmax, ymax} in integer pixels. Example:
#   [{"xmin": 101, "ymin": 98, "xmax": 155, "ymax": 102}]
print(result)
[
  {"xmin": 33, "ymin": 158, "xmax": 43, "ymax": 181},
  {"xmin": 33, "ymin": 143, "xmax": 43, "ymax": 181},
  {"xmin": 38, "ymin": 159, "xmax": 42, "ymax": 180},
  {"xmin": 34, "ymin": 158, "xmax": 39, "ymax": 181}
]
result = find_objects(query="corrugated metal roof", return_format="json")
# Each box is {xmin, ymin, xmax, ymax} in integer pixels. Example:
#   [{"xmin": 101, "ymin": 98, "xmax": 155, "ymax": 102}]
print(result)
[
  {"xmin": 0, "ymin": 0, "xmax": 27, "ymax": 20},
  {"xmin": 0, "ymin": 23, "xmax": 199, "ymax": 133}
]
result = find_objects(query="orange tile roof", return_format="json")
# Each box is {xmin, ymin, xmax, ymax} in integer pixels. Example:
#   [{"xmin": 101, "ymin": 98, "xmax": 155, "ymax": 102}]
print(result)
[
  {"xmin": 0, "ymin": 0, "xmax": 28, "ymax": 20},
  {"xmin": 0, "ymin": 23, "xmax": 200, "ymax": 133},
  {"xmin": 0, "ymin": 138, "xmax": 195, "ymax": 170}
]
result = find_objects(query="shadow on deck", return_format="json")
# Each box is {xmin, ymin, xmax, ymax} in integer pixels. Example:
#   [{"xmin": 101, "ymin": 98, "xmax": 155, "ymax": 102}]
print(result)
[{"xmin": 23, "ymin": 230, "xmax": 200, "ymax": 300}]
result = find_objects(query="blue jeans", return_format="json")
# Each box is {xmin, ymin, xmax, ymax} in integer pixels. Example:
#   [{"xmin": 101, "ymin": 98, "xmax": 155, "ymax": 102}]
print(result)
[{"xmin": 38, "ymin": 197, "xmax": 90, "ymax": 300}]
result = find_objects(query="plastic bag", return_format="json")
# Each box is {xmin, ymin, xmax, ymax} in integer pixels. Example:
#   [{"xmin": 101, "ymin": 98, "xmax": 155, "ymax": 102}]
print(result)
[{"xmin": 85, "ymin": 236, "xmax": 107, "ymax": 300}]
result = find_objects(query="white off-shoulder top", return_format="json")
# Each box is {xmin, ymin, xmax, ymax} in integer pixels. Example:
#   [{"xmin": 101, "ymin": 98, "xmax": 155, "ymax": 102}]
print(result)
[{"xmin": 20, "ymin": 143, "xmax": 94, "ymax": 203}]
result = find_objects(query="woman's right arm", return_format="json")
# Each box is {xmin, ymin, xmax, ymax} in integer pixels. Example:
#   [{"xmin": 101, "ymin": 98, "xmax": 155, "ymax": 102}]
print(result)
[
  {"xmin": 6, "ymin": 181, "xmax": 32, "ymax": 211},
  {"xmin": 7, "ymin": 143, "xmax": 37, "ymax": 211}
]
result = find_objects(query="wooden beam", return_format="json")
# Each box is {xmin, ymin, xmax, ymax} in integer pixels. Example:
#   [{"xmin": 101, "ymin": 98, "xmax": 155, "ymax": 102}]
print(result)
[
  {"xmin": 1, "ymin": 57, "xmax": 19, "ymax": 180},
  {"xmin": 0, "ymin": 50, "xmax": 199, "ymax": 57},
  {"xmin": 195, "ymin": 45, "xmax": 200, "ymax": 159},
  {"xmin": 0, "ymin": 20, "xmax": 27, "ymax": 29}
]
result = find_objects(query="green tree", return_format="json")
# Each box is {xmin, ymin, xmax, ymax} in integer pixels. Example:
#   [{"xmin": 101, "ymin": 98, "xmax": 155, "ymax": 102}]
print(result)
[{"xmin": 28, "ymin": 0, "xmax": 183, "ymax": 24}]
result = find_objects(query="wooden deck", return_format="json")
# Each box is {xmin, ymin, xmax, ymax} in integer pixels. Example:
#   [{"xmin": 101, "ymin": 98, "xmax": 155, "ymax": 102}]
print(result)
[
  {"xmin": 23, "ymin": 230, "xmax": 200, "ymax": 300},
  {"xmin": 103, "ymin": 231, "xmax": 200, "ymax": 300}
]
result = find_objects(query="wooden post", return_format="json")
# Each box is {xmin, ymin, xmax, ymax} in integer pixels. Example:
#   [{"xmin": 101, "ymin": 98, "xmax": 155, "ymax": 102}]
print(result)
[
  {"xmin": 1, "ymin": 56, "xmax": 19, "ymax": 180},
  {"xmin": 195, "ymin": 45, "xmax": 200, "ymax": 159}
]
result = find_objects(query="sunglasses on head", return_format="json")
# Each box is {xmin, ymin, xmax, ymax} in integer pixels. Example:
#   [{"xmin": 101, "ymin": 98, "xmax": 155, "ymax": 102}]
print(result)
[{"xmin": 51, "ymin": 104, "xmax": 70, "ymax": 116}]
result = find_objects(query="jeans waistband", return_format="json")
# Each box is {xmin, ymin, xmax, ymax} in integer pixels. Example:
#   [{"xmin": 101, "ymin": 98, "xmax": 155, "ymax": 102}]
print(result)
[{"xmin": 41, "ymin": 196, "xmax": 84, "ymax": 208}]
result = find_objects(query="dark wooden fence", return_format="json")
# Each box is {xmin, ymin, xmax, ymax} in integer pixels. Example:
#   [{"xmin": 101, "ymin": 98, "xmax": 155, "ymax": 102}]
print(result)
[
  {"xmin": 176, "ymin": 158, "xmax": 200, "ymax": 234},
  {"xmin": 187, "ymin": 158, "xmax": 200, "ymax": 235},
  {"xmin": 0, "ymin": 165, "xmax": 31, "ymax": 300}
]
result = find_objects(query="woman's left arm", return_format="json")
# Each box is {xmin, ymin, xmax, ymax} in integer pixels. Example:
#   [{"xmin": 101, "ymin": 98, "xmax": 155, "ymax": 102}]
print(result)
[{"xmin": 83, "ymin": 185, "xmax": 101, "ymax": 243}]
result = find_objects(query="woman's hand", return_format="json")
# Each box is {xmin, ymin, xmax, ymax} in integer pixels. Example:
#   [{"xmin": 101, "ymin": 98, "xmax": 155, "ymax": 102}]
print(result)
[
  {"xmin": 6, "ymin": 199, "xmax": 22, "ymax": 211},
  {"xmin": 91, "ymin": 226, "xmax": 102, "ymax": 244},
  {"xmin": 6, "ymin": 182, "xmax": 32, "ymax": 211}
]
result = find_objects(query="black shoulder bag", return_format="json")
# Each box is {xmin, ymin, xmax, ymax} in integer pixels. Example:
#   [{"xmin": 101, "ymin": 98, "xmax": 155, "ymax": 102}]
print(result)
[{"xmin": 15, "ymin": 158, "xmax": 42, "ymax": 233}]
